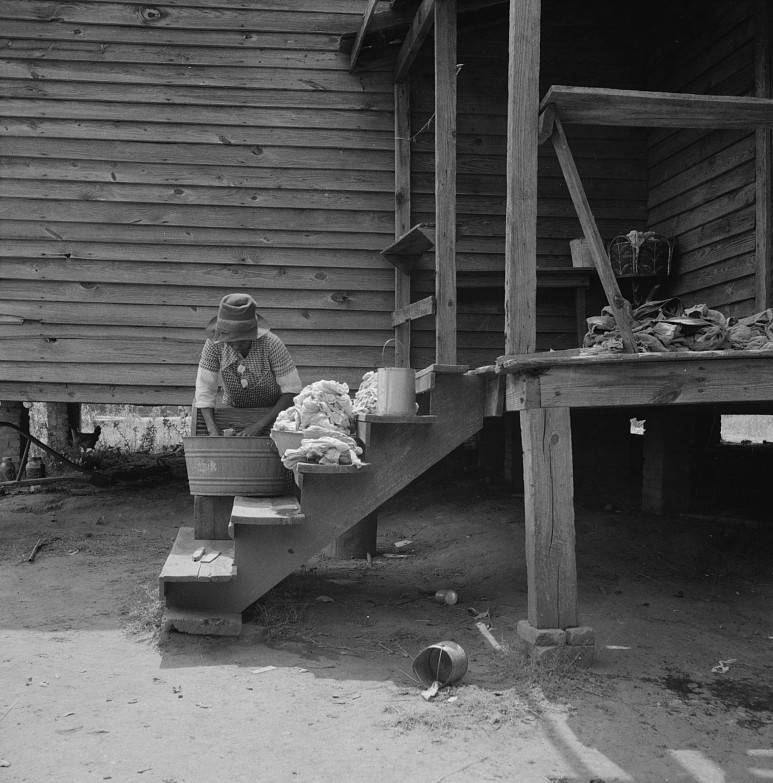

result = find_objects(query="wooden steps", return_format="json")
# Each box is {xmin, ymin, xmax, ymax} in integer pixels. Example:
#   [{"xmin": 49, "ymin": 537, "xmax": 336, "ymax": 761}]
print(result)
[
  {"xmin": 229, "ymin": 495, "xmax": 305, "ymax": 531},
  {"xmin": 161, "ymin": 371, "xmax": 486, "ymax": 632},
  {"xmin": 159, "ymin": 526, "xmax": 236, "ymax": 595}
]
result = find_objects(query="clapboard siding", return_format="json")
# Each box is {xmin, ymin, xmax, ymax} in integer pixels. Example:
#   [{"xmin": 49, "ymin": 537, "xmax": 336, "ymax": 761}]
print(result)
[
  {"xmin": 646, "ymin": 0, "xmax": 756, "ymax": 315},
  {"xmin": 406, "ymin": 1, "xmax": 649, "ymax": 366},
  {"xmin": 0, "ymin": 0, "xmax": 395, "ymax": 401}
]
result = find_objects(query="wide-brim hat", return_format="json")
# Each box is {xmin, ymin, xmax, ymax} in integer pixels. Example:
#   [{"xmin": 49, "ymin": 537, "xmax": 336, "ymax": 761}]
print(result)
[{"xmin": 205, "ymin": 293, "xmax": 270, "ymax": 343}]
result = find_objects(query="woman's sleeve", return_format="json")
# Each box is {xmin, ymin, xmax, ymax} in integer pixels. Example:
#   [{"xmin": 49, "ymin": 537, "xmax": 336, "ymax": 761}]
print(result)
[
  {"xmin": 193, "ymin": 340, "xmax": 221, "ymax": 408},
  {"xmin": 267, "ymin": 334, "xmax": 303, "ymax": 394}
]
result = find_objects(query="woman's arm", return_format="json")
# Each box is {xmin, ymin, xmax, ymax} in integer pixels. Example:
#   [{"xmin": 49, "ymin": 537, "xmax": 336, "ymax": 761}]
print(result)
[
  {"xmin": 237, "ymin": 393, "xmax": 295, "ymax": 437},
  {"xmin": 200, "ymin": 407, "xmax": 221, "ymax": 437},
  {"xmin": 193, "ymin": 344, "xmax": 222, "ymax": 436}
]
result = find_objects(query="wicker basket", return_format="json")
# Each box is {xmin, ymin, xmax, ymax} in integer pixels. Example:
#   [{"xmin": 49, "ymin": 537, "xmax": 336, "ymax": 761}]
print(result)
[{"xmin": 608, "ymin": 231, "xmax": 674, "ymax": 278}]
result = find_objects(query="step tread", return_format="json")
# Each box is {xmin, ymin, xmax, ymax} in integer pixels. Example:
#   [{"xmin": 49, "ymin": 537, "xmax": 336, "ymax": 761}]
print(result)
[
  {"xmin": 160, "ymin": 526, "xmax": 236, "ymax": 583},
  {"xmin": 295, "ymin": 462, "xmax": 370, "ymax": 474},
  {"xmin": 358, "ymin": 414, "xmax": 437, "ymax": 424},
  {"xmin": 230, "ymin": 495, "xmax": 305, "ymax": 527}
]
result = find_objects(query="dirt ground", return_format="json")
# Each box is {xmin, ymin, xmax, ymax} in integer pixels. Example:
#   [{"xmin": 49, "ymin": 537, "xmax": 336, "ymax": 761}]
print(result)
[{"xmin": 1, "ymin": 450, "xmax": 772, "ymax": 783}]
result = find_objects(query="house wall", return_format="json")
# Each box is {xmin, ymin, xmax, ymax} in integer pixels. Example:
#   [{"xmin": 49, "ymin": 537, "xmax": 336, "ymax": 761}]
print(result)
[
  {"xmin": 646, "ymin": 1, "xmax": 757, "ymax": 316},
  {"xmin": 0, "ymin": 0, "xmax": 395, "ymax": 404},
  {"xmin": 408, "ymin": 1, "xmax": 650, "ymax": 366}
]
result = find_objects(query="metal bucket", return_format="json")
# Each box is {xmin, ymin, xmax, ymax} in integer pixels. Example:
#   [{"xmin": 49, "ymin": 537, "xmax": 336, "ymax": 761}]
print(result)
[
  {"xmin": 183, "ymin": 435, "xmax": 290, "ymax": 496},
  {"xmin": 412, "ymin": 641, "xmax": 468, "ymax": 687},
  {"xmin": 376, "ymin": 367, "xmax": 416, "ymax": 415}
]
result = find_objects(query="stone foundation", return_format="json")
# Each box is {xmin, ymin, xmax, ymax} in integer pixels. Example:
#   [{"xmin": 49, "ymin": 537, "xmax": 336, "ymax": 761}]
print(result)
[{"xmin": 516, "ymin": 619, "xmax": 596, "ymax": 667}]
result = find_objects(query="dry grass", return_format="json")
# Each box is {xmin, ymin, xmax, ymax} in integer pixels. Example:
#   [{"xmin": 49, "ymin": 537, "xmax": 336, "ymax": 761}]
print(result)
[
  {"xmin": 242, "ymin": 575, "xmax": 311, "ymax": 641},
  {"xmin": 122, "ymin": 578, "xmax": 166, "ymax": 643}
]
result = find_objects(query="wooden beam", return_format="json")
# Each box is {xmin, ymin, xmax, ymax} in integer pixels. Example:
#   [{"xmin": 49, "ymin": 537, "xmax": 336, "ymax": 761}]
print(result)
[
  {"xmin": 394, "ymin": 79, "xmax": 413, "ymax": 366},
  {"xmin": 505, "ymin": 0, "xmax": 540, "ymax": 356},
  {"xmin": 394, "ymin": 0, "xmax": 436, "ymax": 82},
  {"xmin": 521, "ymin": 406, "xmax": 578, "ymax": 629},
  {"xmin": 434, "ymin": 0, "xmax": 457, "ymax": 365},
  {"xmin": 550, "ymin": 116, "xmax": 637, "ymax": 353},
  {"xmin": 497, "ymin": 350, "xmax": 773, "ymax": 409},
  {"xmin": 392, "ymin": 295, "xmax": 435, "ymax": 326},
  {"xmin": 537, "ymin": 104, "xmax": 555, "ymax": 146},
  {"xmin": 756, "ymin": 0, "xmax": 773, "ymax": 310},
  {"xmin": 349, "ymin": 0, "xmax": 380, "ymax": 71},
  {"xmin": 541, "ymin": 85, "xmax": 773, "ymax": 128}
]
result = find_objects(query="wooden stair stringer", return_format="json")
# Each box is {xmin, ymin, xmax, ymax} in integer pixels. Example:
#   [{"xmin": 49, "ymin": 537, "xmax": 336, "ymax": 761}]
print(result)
[{"xmin": 163, "ymin": 373, "xmax": 485, "ymax": 614}]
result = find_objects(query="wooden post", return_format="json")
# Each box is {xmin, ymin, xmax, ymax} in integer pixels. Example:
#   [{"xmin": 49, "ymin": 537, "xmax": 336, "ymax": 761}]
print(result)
[
  {"xmin": 550, "ymin": 117, "xmax": 637, "ymax": 353},
  {"xmin": 521, "ymin": 406, "xmax": 578, "ymax": 629},
  {"xmin": 756, "ymin": 0, "xmax": 773, "ymax": 310},
  {"xmin": 322, "ymin": 512, "xmax": 378, "ymax": 559},
  {"xmin": 395, "ymin": 79, "xmax": 412, "ymax": 368},
  {"xmin": 641, "ymin": 409, "xmax": 695, "ymax": 515},
  {"xmin": 434, "ymin": 0, "xmax": 457, "ymax": 365},
  {"xmin": 504, "ymin": 0, "xmax": 540, "ymax": 356}
]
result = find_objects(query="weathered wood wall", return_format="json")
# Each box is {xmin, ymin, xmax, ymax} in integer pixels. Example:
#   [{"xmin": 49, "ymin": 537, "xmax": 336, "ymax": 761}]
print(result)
[
  {"xmin": 0, "ymin": 0, "xmax": 394, "ymax": 404},
  {"xmin": 646, "ymin": 1, "xmax": 756, "ymax": 316},
  {"xmin": 408, "ymin": 1, "xmax": 650, "ymax": 366}
]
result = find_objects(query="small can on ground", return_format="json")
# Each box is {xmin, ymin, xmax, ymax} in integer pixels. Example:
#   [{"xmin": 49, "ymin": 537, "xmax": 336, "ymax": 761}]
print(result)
[
  {"xmin": 25, "ymin": 456, "xmax": 45, "ymax": 479},
  {"xmin": 434, "ymin": 589, "xmax": 458, "ymax": 606},
  {"xmin": 222, "ymin": 428, "xmax": 236, "ymax": 437}
]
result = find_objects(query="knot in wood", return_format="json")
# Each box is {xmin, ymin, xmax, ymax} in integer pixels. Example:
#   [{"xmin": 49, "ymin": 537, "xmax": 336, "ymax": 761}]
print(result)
[{"xmin": 139, "ymin": 6, "xmax": 163, "ymax": 23}]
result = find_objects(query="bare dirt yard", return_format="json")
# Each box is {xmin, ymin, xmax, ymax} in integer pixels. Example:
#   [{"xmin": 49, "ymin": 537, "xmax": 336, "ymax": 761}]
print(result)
[{"xmin": 1, "ymin": 450, "xmax": 772, "ymax": 782}]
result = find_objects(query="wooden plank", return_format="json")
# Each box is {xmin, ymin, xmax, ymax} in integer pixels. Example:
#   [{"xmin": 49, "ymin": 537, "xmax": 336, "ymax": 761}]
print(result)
[
  {"xmin": 159, "ymin": 527, "xmax": 236, "ymax": 583},
  {"xmin": 756, "ymin": 0, "xmax": 773, "ymax": 310},
  {"xmin": 0, "ymin": 3, "xmax": 360, "ymax": 34},
  {"xmin": 550, "ymin": 116, "xmax": 637, "ymax": 353},
  {"xmin": 537, "ymin": 104, "xmax": 555, "ymax": 146},
  {"xmin": 349, "ymin": 0, "xmax": 379, "ymax": 71},
  {"xmin": 381, "ymin": 224, "xmax": 435, "ymax": 256},
  {"xmin": 434, "ymin": 0, "xmax": 457, "ymax": 365},
  {"xmin": 505, "ymin": 0, "xmax": 540, "ymax": 355},
  {"xmin": 394, "ymin": 0, "xmax": 436, "ymax": 82},
  {"xmin": 193, "ymin": 495, "xmax": 234, "ymax": 540},
  {"xmin": 394, "ymin": 78, "xmax": 412, "ymax": 368},
  {"xmin": 496, "ymin": 351, "xmax": 773, "ymax": 409},
  {"xmin": 230, "ymin": 496, "xmax": 305, "ymax": 526},
  {"xmin": 392, "ymin": 295, "xmax": 435, "ymax": 326},
  {"xmin": 416, "ymin": 363, "xmax": 469, "ymax": 375},
  {"xmin": 521, "ymin": 406, "xmax": 577, "ymax": 629},
  {"xmin": 542, "ymin": 85, "xmax": 773, "ymax": 128}
]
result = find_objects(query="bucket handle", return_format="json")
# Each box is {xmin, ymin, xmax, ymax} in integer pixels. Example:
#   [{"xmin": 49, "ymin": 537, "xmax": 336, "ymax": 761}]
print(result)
[{"xmin": 381, "ymin": 338, "xmax": 407, "ymax": 368}]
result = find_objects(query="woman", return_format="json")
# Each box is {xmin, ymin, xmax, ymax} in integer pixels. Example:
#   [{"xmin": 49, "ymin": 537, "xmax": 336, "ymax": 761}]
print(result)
[{"xmin": 194, "ymin": 293, "xmax": 302, "ymax": 436}]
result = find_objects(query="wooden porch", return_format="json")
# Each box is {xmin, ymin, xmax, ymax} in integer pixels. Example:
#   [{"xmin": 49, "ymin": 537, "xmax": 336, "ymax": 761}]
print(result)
[{"xmin": 349, "ymin": 0, "xmax": 773, "ymax": 660}]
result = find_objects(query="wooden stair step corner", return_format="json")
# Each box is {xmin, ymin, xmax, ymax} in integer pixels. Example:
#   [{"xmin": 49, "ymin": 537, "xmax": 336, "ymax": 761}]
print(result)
[
  {"xmin": 159, "ymin": 526, "xmax": 236, "ymax": 587},
  {"xmin": 230, "ymin": 495, "xmax": 305, "ymax": 529}
]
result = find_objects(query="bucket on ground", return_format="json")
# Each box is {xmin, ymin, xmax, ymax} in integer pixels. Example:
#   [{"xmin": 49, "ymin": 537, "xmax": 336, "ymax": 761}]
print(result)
[
  {"xmin": 412, "ymin": 641, "xmax": 468, "ymax": 687},
  {"xmin": 183, "ymin": 435, "xmax": 290, "ymax": 496},
  {"xmin": 376, "ymin": 367, "xmax": 416, "ymax": 415}
]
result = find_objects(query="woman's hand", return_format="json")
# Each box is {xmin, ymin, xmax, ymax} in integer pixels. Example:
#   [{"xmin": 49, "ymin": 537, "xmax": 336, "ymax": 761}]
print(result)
[{"xmin": 237, "ymin": 421, "xmax": 269, "ymax": 437}]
